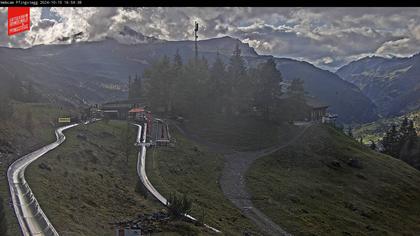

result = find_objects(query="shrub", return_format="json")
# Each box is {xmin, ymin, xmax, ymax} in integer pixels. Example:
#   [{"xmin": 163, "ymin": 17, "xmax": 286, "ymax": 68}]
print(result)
[{"xmin": 166, "ymin": 193, "xmax": 192, "ymax": 219}]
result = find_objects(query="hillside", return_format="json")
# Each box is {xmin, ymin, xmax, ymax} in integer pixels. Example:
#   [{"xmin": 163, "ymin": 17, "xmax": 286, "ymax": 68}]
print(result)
[
  {"xmin": 0, "ymin": 34, "xmax": 376, "ymax": 123},
  {"xmin": 337, "ymin": 54, "xmax": 420, "ymax": 117},
  {"xmin": 247, "ymin": 124, "xmax": 420, "ymax": 235},
  {"xmin": 25, "ymin": 120, "xmax": 206, "ymax": 235}
]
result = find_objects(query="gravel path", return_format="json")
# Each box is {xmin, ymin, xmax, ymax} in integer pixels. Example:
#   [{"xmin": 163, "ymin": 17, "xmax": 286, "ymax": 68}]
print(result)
[
  {"xmin": 220, "ymin": 126, "xmax": 310, "ymax": 236},
  {"xmin": 171, "ymin": 121, "xmax": 310, "ymax": 236}
]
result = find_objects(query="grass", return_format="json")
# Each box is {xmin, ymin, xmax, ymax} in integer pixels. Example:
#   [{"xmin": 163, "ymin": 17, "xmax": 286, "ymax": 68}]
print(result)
[
  {"xmin": 247, "ymin": 124, "xmax": 420, "ymax": 235},
  {"xmin": 25, "ymin": 120, "xmax": 162, "ymax": 236},
  {"xmin": 0, "ymin": 102, "xmax": 77, "ymax": 236},
  {"xmin": 182, "ymin": 113, "xmax": 288, "ymax": 151},
  {"xmin": 146, "ymin": 125, "xmax": 262, "ymax": 235}
]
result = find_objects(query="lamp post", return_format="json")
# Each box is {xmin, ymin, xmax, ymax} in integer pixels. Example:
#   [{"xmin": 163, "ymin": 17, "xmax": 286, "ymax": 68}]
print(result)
[{"xmin": 194, "ymin": 21, "xmax": 199, "ymax": 61}]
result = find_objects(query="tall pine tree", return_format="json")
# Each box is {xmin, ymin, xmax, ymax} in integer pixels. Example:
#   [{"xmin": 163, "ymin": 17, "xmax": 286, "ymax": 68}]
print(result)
[
  {"xmin": 227, "ymin": 43, "xmax": 251, "ymax": 115},
  {"xmin": 172, "ymin": 50, "xmax": 184, "ymax": 114},
  {"xmin": 209, "ymin": 52, "xmax": 227, "ymax": 114},
  {"xmin": 143, "ymin": 56, "xmax": 172, "ymax": 113},
  {"xmin": 254, "ymin": 58, "xmax": 283, "ymax": 121},
  {"xmin": 382, "ymin": 124, "xmax": 401, "ymax": 158}
]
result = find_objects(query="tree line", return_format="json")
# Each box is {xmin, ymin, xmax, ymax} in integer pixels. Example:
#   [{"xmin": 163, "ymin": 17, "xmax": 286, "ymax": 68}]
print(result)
[
  {"xmin": 379, "ymin": 117, "xmax": 419, "ymax": 169},
  {"xmin": 130, "ymin": 45, "xmax": 310, "ymax": 123}
]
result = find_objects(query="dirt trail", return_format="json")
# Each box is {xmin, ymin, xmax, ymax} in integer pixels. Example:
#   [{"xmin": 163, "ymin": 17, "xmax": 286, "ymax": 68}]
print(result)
[
  {"xmin": 171, "ymin": 121, "xmax": 311, "ymax": 236},
  {"xmin": 220, "ymin": 126, "xmax": 310, "ymax": 236}
]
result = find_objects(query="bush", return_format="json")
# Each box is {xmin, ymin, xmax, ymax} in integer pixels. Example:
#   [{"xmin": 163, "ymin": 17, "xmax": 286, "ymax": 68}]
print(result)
[{"xmin": 167, "ymin": 193, "xmax": 192, "ymax": 219}]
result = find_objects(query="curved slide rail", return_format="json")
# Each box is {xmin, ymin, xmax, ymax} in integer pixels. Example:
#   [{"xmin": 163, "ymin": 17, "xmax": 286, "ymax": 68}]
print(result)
[
  {"xmin": 8, "ymin": 123, "xmax": 79, "ymax": 236},
  {"xmin": 133, "ymin": 123, "xmax": 221, "ymax": 233}
]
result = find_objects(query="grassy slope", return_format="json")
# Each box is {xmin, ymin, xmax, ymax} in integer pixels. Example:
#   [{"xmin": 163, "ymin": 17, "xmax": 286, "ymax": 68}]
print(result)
[
  {"xmin": 354, "ymin": 110, "xmax": 420, "ymax": 144},
  {"xmin": 247, "ymin": 124, "xmax": 420, "ymax": 236},
  {"xmin": 183, "ymin": 114, "xmax": 284, "ymax": 151},
  {"xmin": 25, "ymin": 120, "xmax": 161, "ymax": 236},
  {"xmin": 146, "ymin": 125, "xmax": 262, "ymax": 235},
  {"xmin": 0, "ymin": 102, "xmax": 75, "ymax": 236}
]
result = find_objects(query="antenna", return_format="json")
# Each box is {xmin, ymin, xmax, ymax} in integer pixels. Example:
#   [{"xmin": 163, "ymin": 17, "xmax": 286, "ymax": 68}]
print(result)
[{"xmin": 194, "ymin": 21, "xmax": 199, "ymax": 61}]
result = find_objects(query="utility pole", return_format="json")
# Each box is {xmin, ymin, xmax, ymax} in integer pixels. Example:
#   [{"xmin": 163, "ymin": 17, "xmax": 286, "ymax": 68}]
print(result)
[{"xmin": 194, "ymin": 21, "xmax": 199, "ymax": 61}]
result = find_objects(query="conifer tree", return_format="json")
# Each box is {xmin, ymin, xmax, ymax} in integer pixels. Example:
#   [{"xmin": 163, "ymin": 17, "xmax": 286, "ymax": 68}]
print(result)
[
  {"xmin": 143, "ymin": 56, "xmax": 172, "ymax": 113},
  {"xmin": 128, "ymin": 75, "xmax": 133, "ymax": 99},
  {"xmin": 209, "ymin": 52, "xmax": 227, "ymax": 113},
  {"xmin": 347, "ymin": 126, "xmax": 353, "ymax": 138},
  {"xmin": 370, "ymin": 140, "xmax": 376, "ymax": 150},
  {"xmin": 407, "ymin": 120, "xmax": 418, "ymax": 144},
  {"xmin": 227, "ymin": 43, "xmax": 251, "ymax": 115},
  {"xmin": 381, "ymin": 124, "xmax": 400, "ymax": 158},
  {"xmin": 172, "ymin": 50, "xmax": 184, "ymax": 113},
  {"xmin": 285, "ymin": 78, "xmax": 308, "ymax": 121},
  {"xmin": 254, "ymin": 58, "xmax": 283, "ymax": 121}
]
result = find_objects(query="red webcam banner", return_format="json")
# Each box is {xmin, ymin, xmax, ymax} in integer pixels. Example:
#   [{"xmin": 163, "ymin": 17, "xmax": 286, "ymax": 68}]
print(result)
[{"xmin": 8, "ymin": 7, "xmax": 30, "ymax": 36}]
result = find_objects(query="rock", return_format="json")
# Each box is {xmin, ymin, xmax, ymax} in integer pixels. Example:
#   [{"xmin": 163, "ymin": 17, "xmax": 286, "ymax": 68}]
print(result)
[
  {"xmin": 289, "ymin": 194, "xmax": 300, "ymax": 204},
  {"xmin": 356, "ymin": 173, "xmax": 367, "ymax": 180},
  {"xmin": 38, "ymin": 162, "xmax": 52, "ymax": 171},
  {"xmin": 366, "ymin": 225, "xmax": 375, "ymax": 231},
  {"xmin": 330, "ymin": 160, "xmax": 341, "ymax": 168},
  {"xmin": 360, "ymin": 210, "xmax": 370, "ymax": 218},
  {"xmin": 347, "ymin": 158, "xmax": 363, "ymax": 169},
  {"xmin": 344, "ymin": 201, "xmax": 357, "ymax": 211},
  {"xmin": 76, "ymin": 133, "xmax": 88, "ymax": 141}
]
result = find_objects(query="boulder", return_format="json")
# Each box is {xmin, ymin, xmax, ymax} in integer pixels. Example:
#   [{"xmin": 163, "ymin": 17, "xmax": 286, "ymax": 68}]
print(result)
[{"xmin": 347, "ymin": 158, "xmax": 363, "ymax": 169}]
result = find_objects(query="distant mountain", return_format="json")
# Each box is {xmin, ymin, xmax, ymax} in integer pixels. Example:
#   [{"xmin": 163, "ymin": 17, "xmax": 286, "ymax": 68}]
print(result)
[
  {"xmin": 0, "ymin": 34, "xmax": 376, "ymax": 122},
  {"xmin": 274, "ymin": 58, "xmax": 378, "ymax": 123},
  {"xmin": 337, "ymin": 54, "xmax": 420, "ymax": 117}
]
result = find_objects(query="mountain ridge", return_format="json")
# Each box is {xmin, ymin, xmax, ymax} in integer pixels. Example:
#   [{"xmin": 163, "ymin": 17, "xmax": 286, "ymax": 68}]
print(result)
[
  {"xmin": 337, "ymin": 53, "xmax": 420, "ymax": 117},
  {"xmin": 0, "ymin": 34, "xmax": 377, "ymax": 123}
]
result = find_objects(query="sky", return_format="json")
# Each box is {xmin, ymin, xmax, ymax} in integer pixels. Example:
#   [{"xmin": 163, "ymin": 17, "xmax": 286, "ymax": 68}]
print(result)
[{"xmin": 1, "ymin": 7, "xmax": 419, "ymax": 71}]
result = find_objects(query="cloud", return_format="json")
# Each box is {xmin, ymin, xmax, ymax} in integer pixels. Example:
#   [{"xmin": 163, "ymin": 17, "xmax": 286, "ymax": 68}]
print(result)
[
  {"xmin": 0, "ymin": 7, "xmax": 419, "ymax": 71},
  {"xmin": 375, "ymin": 38, "xmax": 416, "ymax": 56}
]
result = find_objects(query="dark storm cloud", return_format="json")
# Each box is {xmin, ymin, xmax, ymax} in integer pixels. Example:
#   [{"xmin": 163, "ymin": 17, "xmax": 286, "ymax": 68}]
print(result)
[{"xmin": 1, "ymin": 7, "xmax": 419, "ymax": 70}]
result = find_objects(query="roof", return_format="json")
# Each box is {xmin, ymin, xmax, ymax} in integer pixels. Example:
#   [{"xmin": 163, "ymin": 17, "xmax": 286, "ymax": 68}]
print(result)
[
  {"xmin": 305, "ymin": 96, "xmax": 329, "ymax": 109},
  {"xmin": 129, "ymin": 108, "xmax": 145, "ymax": 113},
  {"xmin": 102, "ymin": 98, "xmax": 143, "ymax": 106},
  {"xmin": 279, "ymin": 94, "xmax": 329, "ymax": 109}
]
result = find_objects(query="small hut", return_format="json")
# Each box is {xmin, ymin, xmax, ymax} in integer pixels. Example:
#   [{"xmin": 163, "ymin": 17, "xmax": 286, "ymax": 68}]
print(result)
[{"xmin": 305, "ymin": 96, "xmax": 329, "ymax": 121}]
